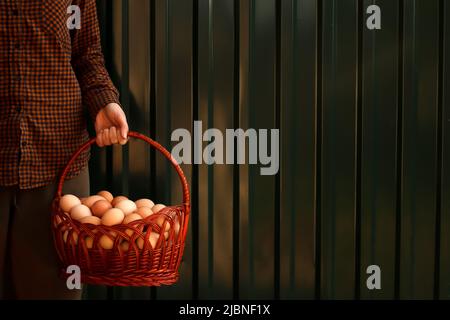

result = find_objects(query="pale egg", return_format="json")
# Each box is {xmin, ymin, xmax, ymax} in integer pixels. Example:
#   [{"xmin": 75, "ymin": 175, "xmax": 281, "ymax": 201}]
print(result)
[
  {"xmin": 114, "ymin": 199, "xmax": 137, "ymax": 215},
  {"xmin": 97, "ymin": 190, "xmax": 113, "ymax": 203},
  {"xmin": 111, "ymin": 196, "xmax": 128, "ymax": 207},
  {"xmin": 63, "ymin": 230, "xmax": 78, "ymax": 244},
  {"xmin": 137, "ymin": 232, "xmax": 160, "ymax": 250},
  {"xmin": 70, "ymin": 204, "xmax": 92, "ymax": 221},
  {"xmin": 123, "ymin": 213, "xmax": 143, "ymax": 237},
  {"xmin": 82, "ymin": 195, "xmax": 106, "ymax": 208},
  {"xmin": 151, "ymin": 204, "xmax": 166, "ymax": 213},
  {"xmin": 91, "ymin": 200, "xmax": 112, "ymax": 217},
  {"xmin": 60, "ymin": 194, "xmax": 81, "ymax": 213},
  {"xmin": 54, "ymin": 215, "xmax": 62, "ymax": 227},
  {"xmin": 99, "ymin": 232, "xmax": 117, "ymax": 249},
  {"xmin": 79, "ymin": 215, "xmax": 101, "ymax": 225},
  {"xmin": 136, "ymin": 206, "xmax": 153, "ymax": 219},
  {"xmin": 135, "ymin": 199, "xmax": 155, "ymax": 209},
  {"xmin": 101, "ymin": 208, "xmax": 125, "ymax": 226}
]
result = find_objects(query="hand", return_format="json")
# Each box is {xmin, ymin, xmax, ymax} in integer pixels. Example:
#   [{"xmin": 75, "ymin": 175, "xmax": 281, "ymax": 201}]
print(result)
[{"xmin": 95, "ymin": 103, "xmax": 129, "ymax": 147}]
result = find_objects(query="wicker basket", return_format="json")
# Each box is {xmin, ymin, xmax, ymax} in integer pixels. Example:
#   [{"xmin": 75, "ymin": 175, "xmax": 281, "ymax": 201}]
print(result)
[{"xmin": 51, "ymin": 131, "xmax": 190, "ymax": 287}]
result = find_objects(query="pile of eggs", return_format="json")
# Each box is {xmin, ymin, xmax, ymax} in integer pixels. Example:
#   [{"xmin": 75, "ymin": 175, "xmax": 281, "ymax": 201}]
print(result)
[{"xmin": 57, "ymin": 191, "xmax": 180, "ymax": 250}]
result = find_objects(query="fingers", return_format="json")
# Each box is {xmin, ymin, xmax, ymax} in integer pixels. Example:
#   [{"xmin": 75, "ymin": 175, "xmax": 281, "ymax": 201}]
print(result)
[
  {"xmin": 96, "ymin": 127, "xmax": 124, "ymax": 147},
  {"xmin": 96, "ymin": 130, "xmax": 104, "ymax": 147},
  {"xmin": 102, "ymin": 128, "xmax": 112, "ymax": 146},
  {"xmin": 116, "ymin": 113, "xmax": 129, "ymax": 145},
  {"xmin": 109, "ymin": 126, "xmax": 119, "ymax": 144}
]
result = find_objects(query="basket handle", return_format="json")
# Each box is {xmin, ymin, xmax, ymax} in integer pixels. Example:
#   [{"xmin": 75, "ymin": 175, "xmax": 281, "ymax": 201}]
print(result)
[{"xmin": 56, "ymin": 131, "xmax": 190, "ymax": 212}]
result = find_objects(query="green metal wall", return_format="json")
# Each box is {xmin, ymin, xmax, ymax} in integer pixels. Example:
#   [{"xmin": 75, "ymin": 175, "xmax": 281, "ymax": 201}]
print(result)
[{"xmin": 85, "ymin": 0, "xmax": 450, "ymax": 299}]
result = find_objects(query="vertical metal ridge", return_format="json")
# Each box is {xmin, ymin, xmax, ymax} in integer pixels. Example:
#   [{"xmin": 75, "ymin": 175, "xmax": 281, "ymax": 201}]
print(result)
[
  {"xmin": 274, "ymin": 0, "xmax": 281, "ymax": 301},
  {"xmin": 248, "ymin": 0, "xmax": 255, "ymax": 289},
  {"xmin": 206, "ymin": 0, "xmax": 214, "ymax": 288},
  {"xmin": 191, "ymin": 0, "xmax": 200, "ymax": 301},
  {"xmin": 433, "ymin": 0, "xmax": 444, "ymax": 300},
  {"xmin": 314, "ymin": 0, "xmax": 323, "ymax": 300},
  {"xmin": 394, "ymin": 0, "xmax": 404, "ymax": 300},
  {"xmin": 354, "ymin": 0, "xmax": 364, "ymax": 300},
  {"xmin": 232, "ymin": 0, "xmax": 241, "ymax": 300}
]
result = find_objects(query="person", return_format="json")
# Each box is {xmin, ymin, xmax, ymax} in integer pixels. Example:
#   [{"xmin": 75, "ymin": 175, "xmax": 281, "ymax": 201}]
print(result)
[{"xmin": 0, "ymin": 1, "xmax": 128, "ymax": 299}]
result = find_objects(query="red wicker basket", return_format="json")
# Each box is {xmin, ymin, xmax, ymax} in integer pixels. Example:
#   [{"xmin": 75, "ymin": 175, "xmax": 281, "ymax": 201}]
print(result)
[{"xmin": 51, "ymin": 131, "xmax": 190, "ymax": 286}]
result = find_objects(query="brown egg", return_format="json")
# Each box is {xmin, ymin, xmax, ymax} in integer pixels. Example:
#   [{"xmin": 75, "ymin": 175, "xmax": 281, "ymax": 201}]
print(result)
[
  {"xmin": 82, "ymin": 195, "xmax": 106, "ymax": 208},
  {"xmin": 79, "ymin": 215, "xmax": 101, "ymax": 225},
  {"xmin": 91, "ymin": 200, "xmax": 112, "ymax": 217},
  {"xmin": 123, "ymin": 213, "xmax": 143, "ymax": 237},
  {"xmin": 111, "ymin": 196, "xmax": 128, "ymax": 207},
  {"xmin": 84, "ymin": 236, "xmax": 94, "ymax": 249},
  {"xmin": 156, "ymin": 215, "xmax": 171, "ymax": 232},
  {"xmin": 135, "ymin": 199, "xmax": 155, "ymax": 209},
  {"xmin": 101, "ymin": 208, "xmax": 125, "ymax": 226},
  {"xmin": 70, "ymin": 204, "xmax": 92, "ymax": 221},
  {"xmin": 136, "ymin": 206, "xmax": 153, "ymax": 219},
  {"xmin": 60, "ymin": 194, "xmax": 81, "ymax": 213},
  {"xmin": 120, "ymin": 241, "xmax": 130, "ymax": 251},
  {"xmin": 137, "ymin": 232, "xmax": 160, "ymax": 250},
  {"xmin": 97, "ymin": 190, "xmax": 113, "ymax": 203},
  {"xmin": 174, "ymin": 221, "xmax": 181, "ymax": 235},
  {"xmin": 99, "ymin": 232, "xmax": 117, "ymax": 249},
  {"xmin": 151, "ymin": 204, "xmax": 166, "ymax": 213}
]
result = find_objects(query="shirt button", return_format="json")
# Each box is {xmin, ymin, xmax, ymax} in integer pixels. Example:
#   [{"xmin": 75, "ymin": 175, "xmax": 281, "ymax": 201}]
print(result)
[
  {"xmin": 22, "ymin": 141, "xmax": 27, "ymax": 147},
  {"xmin": 15, "ymin": 106, "xmax": 21, "ymax": 113}
]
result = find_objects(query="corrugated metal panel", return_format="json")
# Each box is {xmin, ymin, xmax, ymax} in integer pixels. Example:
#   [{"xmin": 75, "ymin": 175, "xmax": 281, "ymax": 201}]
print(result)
[{"xmin": 84, "ymin": 0, "xmax": 448, "ymax": 300}]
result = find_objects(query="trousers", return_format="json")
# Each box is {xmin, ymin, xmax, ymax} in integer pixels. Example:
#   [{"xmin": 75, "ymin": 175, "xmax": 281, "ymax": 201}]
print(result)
[{"xmin": 0, "ymin": 167, "xmax": 89, "ymax": 299}]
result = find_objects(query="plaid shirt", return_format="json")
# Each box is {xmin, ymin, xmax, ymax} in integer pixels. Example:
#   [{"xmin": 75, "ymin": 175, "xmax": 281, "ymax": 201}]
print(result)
[{"xmin": 0, "ymin": 0, "xmax": 119, "ymax": 189}]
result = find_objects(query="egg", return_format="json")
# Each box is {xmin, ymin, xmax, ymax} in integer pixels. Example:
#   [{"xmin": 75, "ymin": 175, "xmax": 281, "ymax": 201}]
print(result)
[
  {"xmin": 101, "ymin": 208, "xmax": 125, "ymax": 226},
  {"xmin": 63, "ymin": 230, "xmax": 78, "ymax": 244},
  {"xmin": 114, "ymin": 199, "xmax": 137, "ymax": 215},
  {"xmin": 84, "ymin": 236, "xmax": 94, "ymax": 249},
  {"xmin": 137, "ymin": 232, "xmax": 160, "ymax": 250},
  {"xmin": 111, "ymin": 196, "xmax": 128, "ymax": 206},
  {"xmin": 82, "ymin": 195, "xmax": 106, "ymax": 208},
  {"xmin": 123, "ymin": 213, "xmax": 143, "ymax": 237},
  {"xmin": 99, "ymin": 232, "xmax": 117, "ymax": 249},
  {"xmin": 60, "ymin": 194, "xmax": 81, "ymax": 213},
  {"xmin": 174, "ymin": 221, "xmax": 181, "ymax": 235},
  {"xmin": 156, "ymin": 215, "xmax": 171, "ymax": 232},
  {"xmin": 54, "ymin": 215, "xmax": 62, "ymax": 227},
  {"xmin": 70, "ymin": 204, "xmax": 92, "ymax": 221},
  {"xmin": 91, "ymin": 200, "xmax": 112, "ymax": 217},
  {"xmin": 120, "ymin": 241, "xmax": 130, "ymax": 251},
  {"xmin": 152, "ymin": 204, "xmax": 166, "ymax": 213},
  {"xmin": 79, "ymin": 215, "xmax": 101, "ymax": 225},
  {"xmin": 136, "ymin": 206, "xmax": 153, "ymax": 219},
  {"xmin": 97, "ymin": 190, "xmax": 113, "ymax": 203},
  {"xmin": 135, "ymin": 199, "xmax": 155, "ymax": 209}
]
